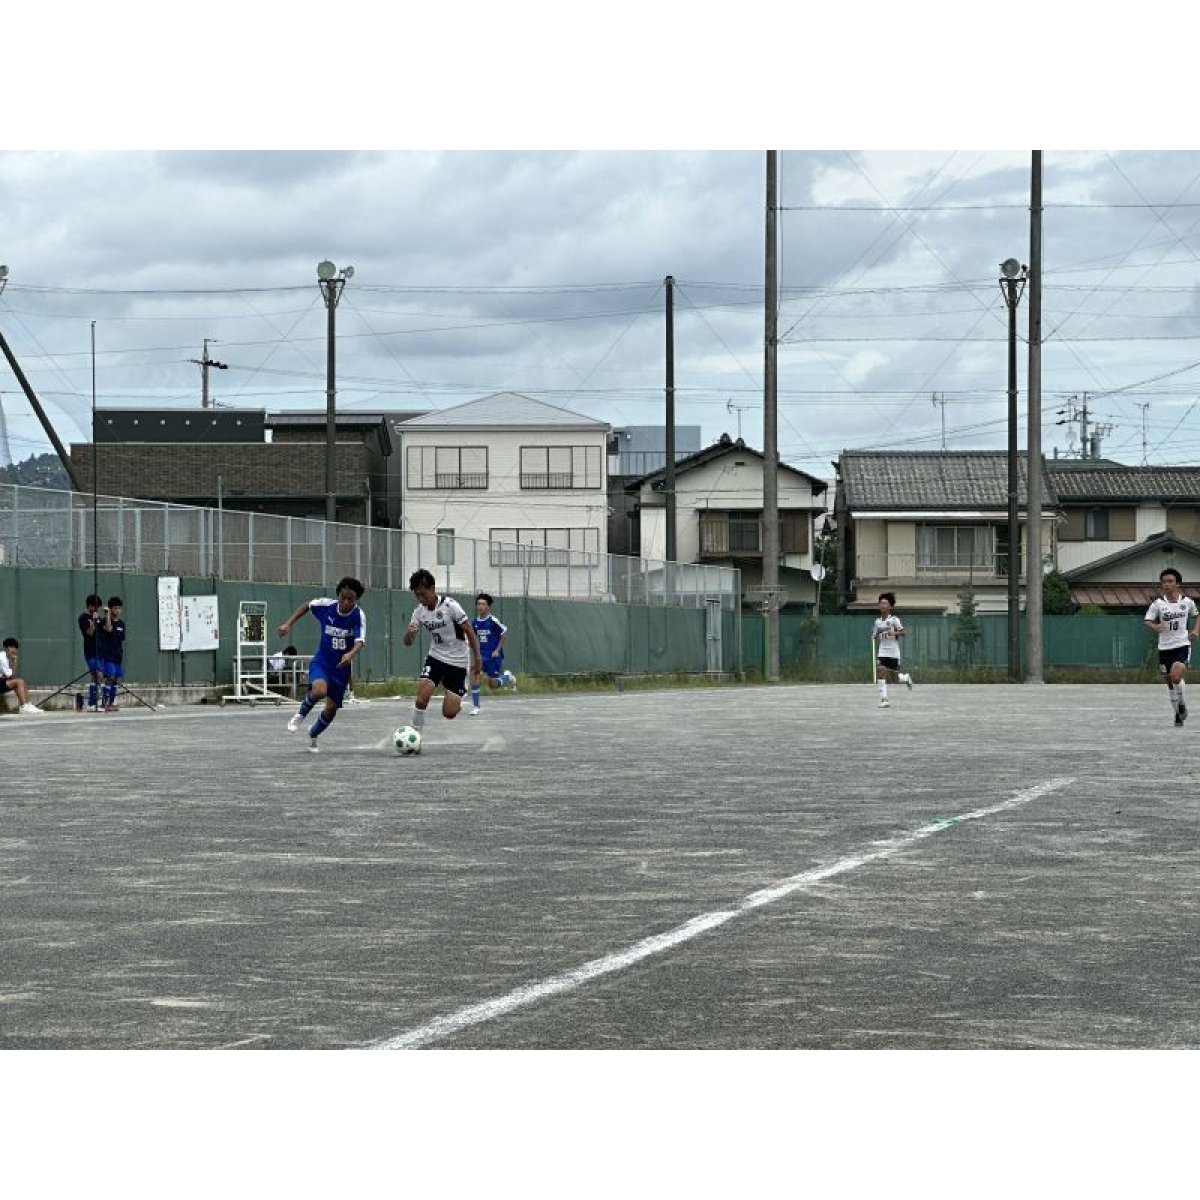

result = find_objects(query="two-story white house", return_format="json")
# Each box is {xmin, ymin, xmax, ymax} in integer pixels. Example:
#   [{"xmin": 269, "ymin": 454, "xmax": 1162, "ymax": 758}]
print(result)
[
  {"xmin": 398, "ymin": 391, "xmax": 610, "ymax": 595},
  {"xmin": 628, "ymin": 434, "xmax": 829, "ymax": 608}
]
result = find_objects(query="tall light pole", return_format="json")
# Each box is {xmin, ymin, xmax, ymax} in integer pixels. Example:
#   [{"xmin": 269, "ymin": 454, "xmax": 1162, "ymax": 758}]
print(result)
[
  {"xmin": 1000, "ymin": 258, "xmax": 1028, "ymax": 680},
  {"xmin": 317, "ymin": 260, "xmax": 354, "ymax": 523}
]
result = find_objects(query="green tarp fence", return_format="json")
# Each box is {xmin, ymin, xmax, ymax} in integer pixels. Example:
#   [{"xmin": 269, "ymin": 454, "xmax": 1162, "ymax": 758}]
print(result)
[{"xmin": 0, "ymin": 567, "xmax": 737, "ymax": 686}]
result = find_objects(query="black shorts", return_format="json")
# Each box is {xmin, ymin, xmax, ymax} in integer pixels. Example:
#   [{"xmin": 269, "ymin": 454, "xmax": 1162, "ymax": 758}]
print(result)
[
  {"xmin": 877, "ymin": 656, "xmax": 901, "ymax": 673},
  {"xmin": 1159, "ymin": 646, "xmax": 1190, "ymax": 674},
  {"xmin": 0, "ymin": 678, "xmax": 9, "ymax": 694},
  {"xmin": 420, "ymin": 655, "xmax": 469, "ymax": 697}
]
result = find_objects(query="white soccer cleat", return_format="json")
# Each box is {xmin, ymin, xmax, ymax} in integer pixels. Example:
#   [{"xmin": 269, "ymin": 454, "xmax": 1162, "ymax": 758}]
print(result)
[
  {"xmin": 470, "ymin": 706, "xmax": 480, "ymax": 715},
  {"xmin": 19, "ymin": 703, "xmax": 44, "ymax": 714},
  {"xmin": 905, "ymin": 676, "xmax": 914, "ymax": 691},
  {"xmin": 878, "ymin": 699, "xmax": 890, "ymax": 708},
  {"xmin": 307, "ymin": 738, "xmax": 320, "ymax": 753},
  {"xmin": 287, "ymin": 713, "xmax": 303, "ymax": 733}
]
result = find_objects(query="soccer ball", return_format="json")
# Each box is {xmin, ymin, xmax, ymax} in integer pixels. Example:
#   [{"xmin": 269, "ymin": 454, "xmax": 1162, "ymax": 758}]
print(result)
[
  {"xmin": 393, "ymin": 725, "xmax": 422, "ymax": 755},
  {"xmin": 501, "ymin": 670, "xmax": 516, "ymax": 688}
]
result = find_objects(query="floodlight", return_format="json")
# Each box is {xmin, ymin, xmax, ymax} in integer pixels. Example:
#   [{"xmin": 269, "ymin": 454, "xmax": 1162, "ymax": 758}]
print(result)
[
  {"xmin": 316, "ymin": 260, "xmax": 336, "ymax": 280},
  {"xmin": 342, "ymin": 265, "xmax": 355, "ymax": 280},
  {"xmin": 999, "ymin": 258, "xmax": 1022, "ymax": 279},
  {"xmin": 0, "ymin": 264, "xmax": 8, "ymax": 280}
]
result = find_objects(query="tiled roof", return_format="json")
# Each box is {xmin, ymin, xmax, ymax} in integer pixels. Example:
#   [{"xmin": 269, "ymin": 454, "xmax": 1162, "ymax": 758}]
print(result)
[
  {"xmin": 400, "ymin": 391, "xmax": 607, "ymax": 429},
  {"xmin": 1045, "ymin": 463, "xmax": 1200, "ymax": 501},
  {"xmin": 839, "ymin": 451, "xmax": 1058, "ymax": 510},
  {"xmin": 632, "ymin": 435, "xmax": 828, "ymax": 492},
  {"xmin": 1069, "ymin": 584, "xmax": 1159, "ymax": 608}
]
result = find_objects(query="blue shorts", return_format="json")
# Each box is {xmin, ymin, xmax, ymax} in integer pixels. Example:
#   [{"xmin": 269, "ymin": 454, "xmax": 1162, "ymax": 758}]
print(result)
[
  {"xmin": 101, "ymin": 660, "xmax": 124, "ymax": 680},
  {"xmin": 84, "ymin": 655, "xmax": 103, "ymax": 674},
  {"xmin": 308, "ymin": 659, "xmax": 349, "ymax": 706},
  {"xmin": 480, "ymin": 654, "xmax": 506, "ymax": 680}
]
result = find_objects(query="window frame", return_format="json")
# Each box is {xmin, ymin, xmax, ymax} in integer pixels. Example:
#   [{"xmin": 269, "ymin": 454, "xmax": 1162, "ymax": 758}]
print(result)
[
  {"xmin": 406, "ymin": 445, "xmax": 489, "ymax": 490},
  {"xmin": 519, "ymin": 445, "xmax": 602, "ymax": 490}
]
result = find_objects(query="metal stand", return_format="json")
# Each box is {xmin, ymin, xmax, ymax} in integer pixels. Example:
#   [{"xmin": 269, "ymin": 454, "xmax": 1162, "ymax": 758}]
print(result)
[{"xmin": 221, "ymin": 601, "xmax": 288, "ymax": 707}]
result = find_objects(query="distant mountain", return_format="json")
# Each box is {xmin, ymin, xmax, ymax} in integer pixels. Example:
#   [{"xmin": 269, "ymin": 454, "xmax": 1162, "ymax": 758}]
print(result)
[{"xmin": 0, "ymin": 452, "xmax": 69, "ymax": 489}]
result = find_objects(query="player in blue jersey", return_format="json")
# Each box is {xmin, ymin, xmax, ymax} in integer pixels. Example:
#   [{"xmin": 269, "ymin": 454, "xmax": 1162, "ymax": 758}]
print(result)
[
  {"xmin": 278, "ymin": 576, "xmax": 366, "ymax": 752},
  {"xmin": 78, "ymin": 593, "xmax": 104, "ymax": 711},
  {"xmin": 96, "ymin": 596, "xmax": 127, "ymax": 713},
  {"xmin": 468, "ymin": 592, "xmax": 514, "ymax": 714}
]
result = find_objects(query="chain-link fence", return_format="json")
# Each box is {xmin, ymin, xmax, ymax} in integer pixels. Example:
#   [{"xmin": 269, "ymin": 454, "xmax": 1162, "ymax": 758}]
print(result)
[{"xmin": 0, "ymin": 482, "xmax": 740, "ymax": 610}]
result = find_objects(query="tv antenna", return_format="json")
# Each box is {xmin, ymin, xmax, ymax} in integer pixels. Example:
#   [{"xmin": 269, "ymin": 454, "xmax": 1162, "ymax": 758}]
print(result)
[
  {"xmin": 726, "ymin": 398, "xmax": 751, "ymax": 440},
  {"xmin": 931, "ymin": 391, "xmax": 949, "ymax": 448}
]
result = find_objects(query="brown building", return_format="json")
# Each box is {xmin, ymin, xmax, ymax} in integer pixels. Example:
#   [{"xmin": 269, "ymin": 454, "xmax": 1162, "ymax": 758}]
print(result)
[{"xmin": 70, "ymin": 408, "xmax": 424, "ymax": 526}]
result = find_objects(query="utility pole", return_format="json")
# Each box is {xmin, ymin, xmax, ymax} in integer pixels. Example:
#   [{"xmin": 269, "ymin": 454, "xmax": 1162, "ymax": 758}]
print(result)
[
  {"xmin": 189, "ymin": 339, "xmax": 228, "ymax": 409},
  {"xmin": 763, "ymin": 150, "xmax": 781, "ymax": 683},
  {"xmin": 1025, "ymin": 151, "xmax": 1044, "ymax": 684},
  {"xmin": 1139, "ymin": 403, "xmax": 1151, "ymax": 465},
  {"xmin": 664, "ymin": 275, "xmax": 676, "ymax": 565}
]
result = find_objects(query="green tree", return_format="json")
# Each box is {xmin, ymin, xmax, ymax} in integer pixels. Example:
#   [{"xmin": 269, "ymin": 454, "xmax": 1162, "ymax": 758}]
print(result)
[
  {"xmin": 1042, "ymin": 569, "xmax": 1074, "ymax": 615},
  {"xmin": 951, "ymin": 583, "xmax": 983, "ymax": 668}
]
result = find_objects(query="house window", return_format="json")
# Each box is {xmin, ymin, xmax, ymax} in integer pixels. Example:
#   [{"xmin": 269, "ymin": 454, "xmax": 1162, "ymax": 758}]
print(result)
[
  {"xmin": 728, "ymin": 517, "xmax": 761, "ymax": 552},
  {"xmin": 1085, "ymin": 508, "xmax": 1109, "ymax": 540},
  {"xmin": 779, "ymin": 511, "xmax": 810, "ymax": 555},
  {"xmin": 1061, "ymin": 506, "xmax": 1135, "ymax": 542},
  {"xmin": 917, "ymin": 525, "xmax": 995, "ymax": 570},
  {"xmin": 406, "ymin": 445, "xmax": 488, "ymax": 489},
  {"xmin": 519, "ymin": 445, "xmax": 601, "ymax": 489},
  {"xmin": 436, "ymin": 528, "xmax": 455, "ymax": 565},
  {"xmin": 489, "ymin": 527, "xmax": 600, "ymax": 566}
]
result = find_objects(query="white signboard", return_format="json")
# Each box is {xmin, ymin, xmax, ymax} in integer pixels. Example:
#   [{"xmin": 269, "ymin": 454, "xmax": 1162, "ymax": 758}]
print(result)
[
  {"xmin": 158, "ymin": 576, "xmax": 182, "ymax": 650},
  {"xmin": 181, "ymin": 595, "xmax": 220, "ymax": 652}
]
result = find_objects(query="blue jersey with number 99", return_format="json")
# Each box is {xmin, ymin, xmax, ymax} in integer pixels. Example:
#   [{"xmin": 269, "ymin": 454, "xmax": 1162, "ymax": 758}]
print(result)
[{"xmin": 308, "ymin": 597, "xmax": 366, "ymax": 675}]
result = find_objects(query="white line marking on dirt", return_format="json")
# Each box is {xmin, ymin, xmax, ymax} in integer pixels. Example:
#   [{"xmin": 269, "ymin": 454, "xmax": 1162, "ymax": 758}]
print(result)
[{"xmin": 364, "ymin": 777, "xmax": 1075, "ymax": 1050}]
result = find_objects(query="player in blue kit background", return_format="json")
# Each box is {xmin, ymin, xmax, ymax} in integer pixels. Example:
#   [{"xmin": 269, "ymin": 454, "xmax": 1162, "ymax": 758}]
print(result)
[
  {"xmin": 97, "ymin": 596, "xmax": 127, "ymax": 713},
  {"xmin": 278, "ymin": 576, "xmax": 366, "ymax": 752},
  {"xmin": 468, "ymin": 591, "xmax": 515, "ymax": 714}
]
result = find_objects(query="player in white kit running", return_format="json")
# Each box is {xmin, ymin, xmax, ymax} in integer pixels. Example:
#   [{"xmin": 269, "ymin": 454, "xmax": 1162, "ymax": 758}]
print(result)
[
  {"xmin": 1144, "ymin": 567, "xmax": 1199, "ymax": 727},
  {"xmin": 872, "ymin": 591, "xmax": 914, "ymax": 708},
  {"xmin": 403, "ymin": 568, "xmax": 482, "ymax": 736}
]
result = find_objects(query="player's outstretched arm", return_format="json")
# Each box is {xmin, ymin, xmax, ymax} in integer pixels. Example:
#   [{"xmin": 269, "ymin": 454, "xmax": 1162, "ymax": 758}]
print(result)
[
  {"xmin": 277, "ymin": 602, "xmax": 311, "ymax": 640},
  {"xmin": 402, "ymin": 622, "xmax": 418, "ymax": 647}
]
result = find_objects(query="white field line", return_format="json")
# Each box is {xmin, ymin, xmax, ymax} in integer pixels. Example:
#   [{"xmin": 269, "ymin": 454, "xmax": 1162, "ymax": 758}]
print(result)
[{"xmin": 365, "ymin": 776, "xmax": 1075, "ymax": 1050}]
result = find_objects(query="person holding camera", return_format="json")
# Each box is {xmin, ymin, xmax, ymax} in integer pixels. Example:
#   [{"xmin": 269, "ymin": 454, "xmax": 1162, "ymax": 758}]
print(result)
[{"xmin": 78, "ymin": 593, "xmax": 105, "ymax": 712}]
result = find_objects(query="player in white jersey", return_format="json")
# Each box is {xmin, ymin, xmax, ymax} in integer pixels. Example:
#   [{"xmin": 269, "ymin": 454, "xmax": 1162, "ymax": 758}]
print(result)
[
  {"xmin": 403, "ymin": 568, "xmax": 482, "ymax": 736},
  {"xmin": 872, "ymin": 591, "xmax": 913, "ymax": 708},
  {"xmin": 1143, "ymin": 567, "xmax": 1199, "ymax": 727}
]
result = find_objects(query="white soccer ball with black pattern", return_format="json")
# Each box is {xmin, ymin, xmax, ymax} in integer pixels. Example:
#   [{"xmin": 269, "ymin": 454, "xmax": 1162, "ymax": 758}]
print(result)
[{"xmin": 393, "ymin": 725, "xmax": 422, "ymax": 755}]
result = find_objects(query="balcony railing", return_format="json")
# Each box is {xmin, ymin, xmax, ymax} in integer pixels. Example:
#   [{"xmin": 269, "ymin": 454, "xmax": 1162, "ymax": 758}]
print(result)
[
  {"xmin": 520, "ymin": 472, "xmax": 577, "ymax": 489},
  {"xmin": 854, "ymin": 552, "xmax": 1014, "ymax": 581},
  {"xmin": 433, "ymin": 472, "xmax": 489, "ymax": 489}
]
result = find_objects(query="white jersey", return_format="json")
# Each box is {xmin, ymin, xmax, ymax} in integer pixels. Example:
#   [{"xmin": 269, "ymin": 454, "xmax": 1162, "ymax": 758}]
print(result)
[
  {"xmin": 1145, "ymin": 594, "xmax": 1197, "ymax": 651},
  {"xmin": 410, "ymin": 595, "xmax": 471, "ymax": 667},
  {"xmin": 0, "ymin": 650, "xmax": 13, "ymax": 679},
  {"xmin": 873, "ymin": 615, "xmax": 903, "ymax": 659}
]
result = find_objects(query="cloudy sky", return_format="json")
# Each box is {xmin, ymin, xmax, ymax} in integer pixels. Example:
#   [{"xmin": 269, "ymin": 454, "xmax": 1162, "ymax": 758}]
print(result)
[{"xmin": 5, "ymin": 7, "xmax": 1199, "ymax": 492}]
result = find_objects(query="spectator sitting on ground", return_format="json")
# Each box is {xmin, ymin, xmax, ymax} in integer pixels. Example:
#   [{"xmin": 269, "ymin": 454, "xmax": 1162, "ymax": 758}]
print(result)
[{"xmin": 0, "ymin": 638, "xmax": 44, "ymax": 714}]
